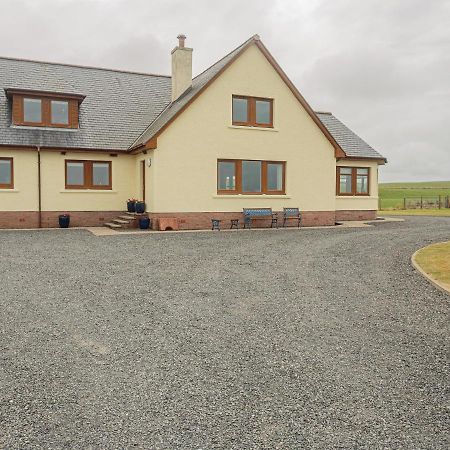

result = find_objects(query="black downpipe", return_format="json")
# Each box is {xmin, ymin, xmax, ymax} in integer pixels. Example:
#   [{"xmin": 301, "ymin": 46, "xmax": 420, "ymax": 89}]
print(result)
[{"xmin": 37, "ymin": 146, "xmax": 41, "ymax": 228}]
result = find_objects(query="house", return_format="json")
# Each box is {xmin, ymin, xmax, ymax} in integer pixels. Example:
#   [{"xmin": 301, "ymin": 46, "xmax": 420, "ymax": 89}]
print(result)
[{"xmin": 0, "ymin": 34, "xmax": 386, "ymax": 230}]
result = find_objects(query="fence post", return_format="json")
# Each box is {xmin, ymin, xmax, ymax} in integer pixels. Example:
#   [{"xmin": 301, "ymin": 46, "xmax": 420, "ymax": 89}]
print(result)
[
  {"xmin": 421, "ymin": 196, "xmax": 423, "ymax": 209},
  {"xmin": 403, "ymin": 197, "xmax": 406, "ymax": 210},
  {"xmin": 439, "ymin": 195, "xmax": 441, "ymax": 209}
]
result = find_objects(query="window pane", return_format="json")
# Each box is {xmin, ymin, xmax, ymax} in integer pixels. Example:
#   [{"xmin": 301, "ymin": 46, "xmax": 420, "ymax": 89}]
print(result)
[
  {"xmin": 267, "ymin": 163, "xmax": 283, "ymax": 191},
  {"xmin": 0, "ymin": 160, "xmax": 12, "ymax": 184},
  {"xmin": 340, "ymin": 175, "xmax": 353, "ymax": 193},
  {"xmin": 92, "ymin": 163, "xmax": 110, "ymax": 186},
  {"xmin": 232, "ymin": 97, "xmax": 248, "ymax": 123},
  {"xmin": 340, "ymin": 167, "xmax": 352, "ymax": 175},
  {"xmin": 51, "ymin": 100, "xmax": 69, "ymax": 124},
  {"xmin": 218, "ymin": 161, "xmax": 236, "ymax": 190},
  {"xmin": 23, "ymin": 98, "xmax": 42, "ymax": 123},
  {"xmin": 66, "ymin": 162, "xmax": 84, "ymax": 186},
  {"xmin": 357, "ymin": 168, "xmax": 369, "ymax": 175},
  {"xmin": 356, "ymin": 175, "xmax": 369, "ymax": 194},
  {"xmin": 242, "ymin": 160, "xmax": 261, "ymax": 192},
  {"xmin": 255, "ymin": 100, "xmax": 271, "ymax": 124}
]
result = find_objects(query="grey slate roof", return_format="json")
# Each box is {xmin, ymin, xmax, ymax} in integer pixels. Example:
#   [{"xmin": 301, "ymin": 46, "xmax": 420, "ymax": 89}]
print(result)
[
  {"xmin": 316, "ymin": 112, "xmax": 386, "ymax": 161},
  {"xmin": 0, "ymin": 37, "xmax": 384, "ymax": 161},
  {"xmin": 0, "ymin": 58, "xmax": 171, "ymax": 150}
]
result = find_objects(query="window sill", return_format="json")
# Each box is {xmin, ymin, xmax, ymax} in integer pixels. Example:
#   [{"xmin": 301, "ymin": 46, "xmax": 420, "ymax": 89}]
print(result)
[
  {"xmin": 228, "ymin": 125, "xmax": 279, "ymax": 132},
  {"xmin": 60, "ymin": 189, "xmax": 117, "ymax": 193},
  {"xmin": 0, "ymin": 188, "xmax": 19, "ymax": 192},
  {"xmin": 336, "ymin": 195, "xmax": 378, "ymax": 199},
  {"xmin": 10, "ymin": 125, "xmax": 79, "ymax": 132},
  {"xmin": 213, "ymin": 194, "xmax": 291, "ymax": 199}
]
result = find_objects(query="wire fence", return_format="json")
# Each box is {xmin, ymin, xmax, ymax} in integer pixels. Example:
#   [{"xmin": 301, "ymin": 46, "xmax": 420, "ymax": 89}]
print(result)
[{"xmin": 379, "ymin": 196, "xmax": 450, "ymax": 210}]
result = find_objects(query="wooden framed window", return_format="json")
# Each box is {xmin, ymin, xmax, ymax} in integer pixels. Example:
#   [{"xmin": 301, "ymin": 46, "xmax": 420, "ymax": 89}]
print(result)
[
  {"xmin": 232, "ymin": 96, "xmax": 273, "ymax": 128},
  {"xmin": 11, "ymin": 94, "xmax": 79, "ymax": 128},
  {"xmin": 217, "ymin": 160, "xmax": 239, "ymax": 193},
  {"xmin": 65, "ymin": 160, "xmax": 112, "ymax": 190},
  {"xmin": 0, "ymin": 157, "xmax": 13, "ymax": 189},
  {"xmin": 23, "ymin": 98, "xmax": 42, "ymax": 124},
  {"xmin": 336, "ymin": 166, "xmax": 370, "ymax": 196},
  {"xmin": 51, "ymin": 100, "xmax": 69, "ymax": 125},
  {"xmin": 217, "ymin": 159, "xmax": 285, "ymax": 195}
]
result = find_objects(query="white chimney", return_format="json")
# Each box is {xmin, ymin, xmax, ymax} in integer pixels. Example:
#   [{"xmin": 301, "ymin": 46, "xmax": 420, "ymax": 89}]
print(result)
[{"xmin": 171, "ymin": 34, "xmax": 193, "ymax": 102}]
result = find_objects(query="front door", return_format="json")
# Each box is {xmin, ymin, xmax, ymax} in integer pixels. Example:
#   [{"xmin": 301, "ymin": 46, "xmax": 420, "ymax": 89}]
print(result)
[{"xmin": 140, "ymin": 160, "xmax": 146, "ymax": 202}]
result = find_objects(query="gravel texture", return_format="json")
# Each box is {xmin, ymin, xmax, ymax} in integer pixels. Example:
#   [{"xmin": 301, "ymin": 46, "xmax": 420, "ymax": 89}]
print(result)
[{"xmin": 0, "ymin": 216, "xmax": 449, "ymax": 449}]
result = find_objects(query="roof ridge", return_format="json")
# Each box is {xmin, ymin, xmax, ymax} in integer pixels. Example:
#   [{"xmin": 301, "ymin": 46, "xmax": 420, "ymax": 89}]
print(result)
[{"xmin": 0, "ymin": 55, "xmax": 171, "ymax": 78}]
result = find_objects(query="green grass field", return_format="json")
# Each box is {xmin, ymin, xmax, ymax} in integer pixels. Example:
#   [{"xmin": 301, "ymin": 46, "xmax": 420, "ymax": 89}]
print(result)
[{"xmin": 379, "ymin": 181, "xmax": 450, "ymax": 210}]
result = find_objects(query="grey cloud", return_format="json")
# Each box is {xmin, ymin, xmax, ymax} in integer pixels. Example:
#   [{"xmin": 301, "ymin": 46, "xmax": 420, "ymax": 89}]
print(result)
[{"xmin": 1, "ymin": 0, "xmax": 449, "ymax": 181}]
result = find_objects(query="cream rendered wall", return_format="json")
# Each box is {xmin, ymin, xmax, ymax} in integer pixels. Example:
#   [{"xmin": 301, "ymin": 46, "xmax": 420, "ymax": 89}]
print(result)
[
  {"xmin": 152, "ymin": 44, "xmax": 338, "ymax": 213},
  {"xmin": 0, "ymin": 148, "xmax": 144, "ymax": 213},
  {"xmin": 40, "ymin": 151, "xmax": 135, "ymax": 211},
  {"xmin": 335, "ymin": 160, "xmax": 380, "ymax": 211},
  {"xmin": 0, "ymin": 148, "xmax": 38, "ymax": 211}
]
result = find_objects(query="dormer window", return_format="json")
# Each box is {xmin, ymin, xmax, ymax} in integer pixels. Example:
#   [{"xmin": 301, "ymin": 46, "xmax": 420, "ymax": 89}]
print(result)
[
  {"xmin": 232, "ymin": 95, "xmax": 273, "ymax": 128},
  {"xmin": 5, "ymin": 88, "xmax": 84, "ymax": 129}
]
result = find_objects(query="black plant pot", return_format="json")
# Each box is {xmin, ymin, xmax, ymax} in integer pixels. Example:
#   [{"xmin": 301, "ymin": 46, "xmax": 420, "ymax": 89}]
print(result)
[
  {"xmin": 58, "ymin": 215, "xmax": 70, "ymax": 228},
  {"xmin": 138, "ymin": 217, "xmax": 151, "ymax": 230},
  {"xmin": 127, "ymin": 201, "xmax": 136, "ymax": 213},
  {"xmin": 135, "ymin": 201, "xmax": 146, "ymax": 214}
]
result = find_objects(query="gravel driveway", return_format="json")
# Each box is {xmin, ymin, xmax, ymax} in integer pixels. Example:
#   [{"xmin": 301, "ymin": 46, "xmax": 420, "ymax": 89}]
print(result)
[{"xmin": 1, "ymin": 217, "xmax": 449, "ymax": 449}]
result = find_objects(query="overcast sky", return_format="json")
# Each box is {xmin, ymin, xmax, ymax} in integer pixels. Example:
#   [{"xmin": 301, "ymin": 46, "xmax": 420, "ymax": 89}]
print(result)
[{"xmin": 1, "ymin": 0, "xmax": 449, "ymax": 182}]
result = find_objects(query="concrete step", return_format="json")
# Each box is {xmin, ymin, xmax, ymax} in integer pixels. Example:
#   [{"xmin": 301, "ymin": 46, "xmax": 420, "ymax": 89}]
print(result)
[
  {"xmin": 119, "ymin": 215, "xmax": 135, "ymax": 220},
  {"xmin": 113, "ymin": 219, "xmax": 131, "ymax": 224},
  {"xmin": 125, "ymin": 211, "xmax": 147, "ymax": 217},
  {"xmin": 104, "ymin": 222, "xmax": 122, "ymax": 229}
]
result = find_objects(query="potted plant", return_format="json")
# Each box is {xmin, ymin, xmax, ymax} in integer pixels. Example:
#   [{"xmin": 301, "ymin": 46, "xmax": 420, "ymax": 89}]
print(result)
[
  {"xmin": 138, "ymin": 216, "xmax": 151, "ymax": 230},
  {"xmin": 58, "ymin": 213, "xmax": 70, "ymax": 228},
  {"xmin": 135, "ymin": 200, "xmax": 146, "ymax": 214},
  {"xmin": 127, "ymin": 198, "xmax": 137, "ymax": 213}
]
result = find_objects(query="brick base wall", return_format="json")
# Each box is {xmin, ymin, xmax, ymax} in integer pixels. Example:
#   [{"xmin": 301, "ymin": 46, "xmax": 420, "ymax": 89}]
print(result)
[
  {"xmin": 0, "ymin": 212, "xmax": 40, "ymax": 229},
  {"xmin": 335, "ymin": 210, "xmax": 377, "ymax": 221},
  {"xmin": 149, "ymin": 211, "xmax": 336, "ymax": 230},
  {"xmin": 0, "ymin": 211, "xmax": 122, "ymax": 229},
  {"xmin": 0, "ymin": 210, "xmax": 377, "ymax": 230}
]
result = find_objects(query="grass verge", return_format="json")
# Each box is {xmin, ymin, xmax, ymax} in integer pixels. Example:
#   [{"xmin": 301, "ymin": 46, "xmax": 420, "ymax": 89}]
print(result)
[
  {"xmin": 379, "ymin": 209, "xmax": 450, "ymax": 217},
  {"xmin": 414, "ymin": 241, "xmax": 450, "ymax": 291}
]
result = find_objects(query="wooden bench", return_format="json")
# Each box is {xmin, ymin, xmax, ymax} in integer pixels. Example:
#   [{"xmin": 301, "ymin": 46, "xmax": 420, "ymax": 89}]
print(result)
[
  {"xmin": 282, "ymin": 207, "xmax": 302, "ymax": 227},
  {"xmin": 243, "ymin": 208, "xmax": 278, "ymax": 229}
]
